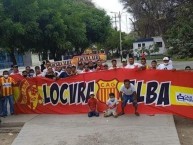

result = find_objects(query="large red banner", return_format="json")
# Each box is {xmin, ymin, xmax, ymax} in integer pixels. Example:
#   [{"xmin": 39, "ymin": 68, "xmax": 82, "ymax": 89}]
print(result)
[{"xmin": 12, "ymin": 69, "xmax": 193, "ymax": 119}]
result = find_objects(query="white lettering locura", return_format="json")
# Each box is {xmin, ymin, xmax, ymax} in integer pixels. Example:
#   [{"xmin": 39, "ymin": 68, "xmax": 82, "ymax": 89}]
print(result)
[{"xmin": 42, "ymin": 81, "xmax": 95, "ymax": 106}]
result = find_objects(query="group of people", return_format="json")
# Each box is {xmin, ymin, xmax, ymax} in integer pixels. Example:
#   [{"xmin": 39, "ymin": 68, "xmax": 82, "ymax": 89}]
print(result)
[
  {"xmin": 88, "ymin": 79, "xmax": 139, "ymax": 118},
  {"xmin": 0, "ymin": 55, "xmax": 192, "ymax": 122},
  {"xmin": 6, "ymin": 56, "xmax": 192, "ymax": 80}
]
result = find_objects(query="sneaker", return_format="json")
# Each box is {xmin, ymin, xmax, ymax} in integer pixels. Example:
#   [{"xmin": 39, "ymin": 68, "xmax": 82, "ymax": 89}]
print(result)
[
  {"xmin": 0, "ymin": 114, "xmax": 7, "ymax": 118},
  {"xmin": 118, "ymin": 112, "xmax": 125, "ymax": 116}
]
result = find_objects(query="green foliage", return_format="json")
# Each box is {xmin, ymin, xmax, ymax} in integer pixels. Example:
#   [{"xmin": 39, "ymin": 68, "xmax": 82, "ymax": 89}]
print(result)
[
  {"xmin": 167, "ymin": 2, "xmax": 193, "ymax": 58},
  {"xmin": 0, "ymin": 0, "xmax": 112, "ymax": 62},
  {"xmin": 105, "ymin": 29, "xmax": 135, "ymax": 54},
  {"xmin": 121, "ymin": 0, "xmax": 193, "ymax": 58},
  {"xmin": 134, "ymin": 44, "xmax": 159, "ymax": 56}
]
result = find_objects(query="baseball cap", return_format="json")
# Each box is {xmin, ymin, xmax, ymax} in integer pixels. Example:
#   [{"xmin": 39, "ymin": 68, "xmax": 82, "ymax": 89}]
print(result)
[
  {"xmin": 163, "ymin": 57, "xmax": 169, "ymax": 61},
  {"xmin": 89, "ymin": 92, "xmax": 95, "ymax": 96}
]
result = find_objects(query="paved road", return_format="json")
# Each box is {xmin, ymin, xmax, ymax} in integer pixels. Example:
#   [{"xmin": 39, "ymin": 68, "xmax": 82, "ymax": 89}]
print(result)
[
  {"xmin": 106, "ymin": 59, "xmax": 193, "ymax": 70},
  {"xmin": 1, "ymin": 114, "xmax": 180, "ymax": 145}
]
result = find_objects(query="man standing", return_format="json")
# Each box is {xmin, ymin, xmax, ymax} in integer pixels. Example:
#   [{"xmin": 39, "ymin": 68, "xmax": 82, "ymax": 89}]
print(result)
[
  {"xmin": 119, "ymin": 79, "xmax": 139, "ymax": 116},
  {"xmin": 125, "ymin": 56, "xmax": 141, "ymax": 69},
  {"xmin": 0, "ymin": 71, "xmax": 17, "ymax": 117},
  {"xmin": 150, "ymin": 60, "xmax": 157, "ymax": 70},
  {"xmin": 10, "ymin": 65, "xmax": 20, "ymax": 75},
  {"xmin": 139, "ymin": 58, "xmax": 149, "ymax": 70},
  {"xmin": 95, "ymin": 60, "xmax": 104, "ymax": 71},
  {"xmin": 121, "ymin": 58, "xmax": 127, "ymax": 68},
  {"xmin": 157, "ymin": 57, "xmax": 174, "ymax": 70},
  {"xmin": 109, "ymin": 59, "xmax": 118, "ymax": 69}
]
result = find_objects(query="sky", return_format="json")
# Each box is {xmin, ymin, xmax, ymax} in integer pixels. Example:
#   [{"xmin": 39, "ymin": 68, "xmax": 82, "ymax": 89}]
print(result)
[{"xmin": 92, "ymin": 0, "xmax": 132, "ymax": 33}]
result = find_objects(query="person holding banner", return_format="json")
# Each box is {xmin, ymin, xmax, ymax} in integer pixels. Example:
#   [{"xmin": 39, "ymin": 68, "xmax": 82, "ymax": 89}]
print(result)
[
  {"xmin": 45, "ymin": 67, "xmax": 56, "ymax": 80},
  {"xmin": 121, "ymin": 58, "xmax": 127, "ymax": 68},
  {"xmin": 150, "ymin": 60, "xmax": 157, "ymax": 70},
  {"xmin": 81, "ymin": 63, "xmax": 93, "ymax": 74},
  {"xmin": 34, "ymin": 66, "xmax": 42, "ymax": 77},
  {"xmin": 125, "ymin": 56, "xmax": 141, "ymax": 69},
  {"xmin": 71, "ymin": 65, "xmax": 78, "ymax": 76},
  {"xmin": 42, "ymin": 61, "xmax": 54, "ymax": 77},
  {"xmin": 109, "ymin": 59, "xmax": 119, "ymax": 70},
  {"xmin": 139, "ymin": 58, "xmax": 149, "ymax": 70},
  {"xmin": 119, "ymin": 79, "xmax": 139, "ymax": 116},
  {"xmin": 157, "ymin": 57, "xmax": 174, "ymax": 70},
  {"xmin": 96, "ymin": 60, "xmax": 104, "ymax": 71}
]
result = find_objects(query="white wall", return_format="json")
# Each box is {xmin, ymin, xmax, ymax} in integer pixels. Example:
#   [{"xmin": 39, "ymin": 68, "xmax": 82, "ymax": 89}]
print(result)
[
  {"xmin": 32, "ymin": 53, "xmax": 41, "ymax": 66},
  {"xmin": 133, "ymin": 41, "xmax": 154, "ymax": 56},
  {"xmin": 133, "ymin": 37, "xmax": 166, "ymax": 56},
  {"xmin": 152, "ymin": 37, "xmax": 166, "ymax": 54},
  {"xmin": 23, "ymin": 51, "xmax": 32, "ymax": 66}
]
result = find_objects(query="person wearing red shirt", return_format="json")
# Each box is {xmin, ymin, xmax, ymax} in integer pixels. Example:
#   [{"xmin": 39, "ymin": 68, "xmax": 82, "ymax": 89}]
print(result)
[
  {"xmin": 87, "ymin": 92, "xmax": 99, "ymax": 117},
  {"xmin": 141, "ymin": 52, "xmax": 145, "ymax": 59},
  {"xmin": 95, "ymin": 60, "xmax": 104, "ymax": 71}
]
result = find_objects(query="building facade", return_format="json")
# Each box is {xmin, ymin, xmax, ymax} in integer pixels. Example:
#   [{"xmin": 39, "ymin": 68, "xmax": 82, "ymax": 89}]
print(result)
[
  {"xmin": 133, "ymin": 36, "xmax": 166, "ymax": 56},
  {"xmin": 0, "ymin": 51, "xmax": 32, "ymax": 69}
]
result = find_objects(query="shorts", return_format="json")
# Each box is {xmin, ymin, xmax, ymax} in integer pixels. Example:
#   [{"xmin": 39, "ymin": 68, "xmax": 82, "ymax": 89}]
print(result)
[
  {"xmin": 104, "ymin": 109, "xmax": 117, "ymax": 116},
  {"xmin": 122, "ymin": 94, "xmax": 138, "ymax": 107}
]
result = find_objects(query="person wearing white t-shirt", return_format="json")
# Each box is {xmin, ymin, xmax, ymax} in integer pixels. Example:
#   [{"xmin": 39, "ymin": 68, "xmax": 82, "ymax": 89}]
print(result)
[
  {"xmin": 104, "ymin": 93, "xmax": 119, "ymax": 118},
  {"xmin": 125, "ymin": 56, "xmax": 141, "ymax": 69},
  {"xmin": 80, "ymin": 64, "xmax": 93, "ymax": 74},
  {"xmin": 120, "ymin": 58, "xmax": 127, "ymax": 68},
  {"xmin": 119, "ymin": 79, "xmax": 139, "ymax": 116},
  {"xmin": 42, "ymin": 61, "xmax": 55, "ymax": 77},
  {"xmin": 10, "ymin": 65, "xmax": 20, "ymax": 75},
  {"xmin": 157, "ymin": 57, "xmax": 174, "ymax": 70}
]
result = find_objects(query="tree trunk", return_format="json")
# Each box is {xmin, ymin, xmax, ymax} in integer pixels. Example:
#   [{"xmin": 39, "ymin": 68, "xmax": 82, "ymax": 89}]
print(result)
[{"xmin": 10, "ymin": 48, "xmax": 17, "ymax": 65}]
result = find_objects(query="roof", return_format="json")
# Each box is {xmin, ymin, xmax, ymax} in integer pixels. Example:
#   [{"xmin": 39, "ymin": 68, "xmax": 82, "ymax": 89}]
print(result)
[{"xmin": 134, "ymin": 38, "xmax": 154, "ymax": 43}]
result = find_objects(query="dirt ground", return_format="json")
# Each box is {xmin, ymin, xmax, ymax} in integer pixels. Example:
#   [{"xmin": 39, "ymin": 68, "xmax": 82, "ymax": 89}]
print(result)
[
  {"xmin": 0, "ymin": 121, "xmax": 21, "ymax": 145},
  {"xmin": 174, "ymin": 115, "xmax": 193, "ymax": 145},
  {"xmin": 0, "ymin": 115, "xmax": 193, "ymax": 145},
  {"xmin": 0, "ymin": 133, "xmax": 18, "ymax": 145}
]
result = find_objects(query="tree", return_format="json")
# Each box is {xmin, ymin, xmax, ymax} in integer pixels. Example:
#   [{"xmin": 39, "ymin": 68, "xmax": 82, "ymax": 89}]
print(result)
[
  {"xmin": 167, "ymin": 1, "xmax": 193, "ymax": 58},
  {"xmin": 120, "ymin": 0, "xmax": 184, "ymax": 38},
  {"xmin": 0, "ymin": 0, "xmax": 112, "ymax": 63},
  {"xmin": 0, "ymin": 0, "xmax": 39, "ymax": 64}
]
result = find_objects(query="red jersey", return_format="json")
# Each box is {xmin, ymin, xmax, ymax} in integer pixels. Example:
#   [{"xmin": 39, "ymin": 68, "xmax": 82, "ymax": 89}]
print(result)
[
  {"xmin": 96, "ymin": 65, "xmax": 104, "ymax": 71},
  {"xmin": 88, "ymin": 98, "xmax": 97, "ymax": 111}
]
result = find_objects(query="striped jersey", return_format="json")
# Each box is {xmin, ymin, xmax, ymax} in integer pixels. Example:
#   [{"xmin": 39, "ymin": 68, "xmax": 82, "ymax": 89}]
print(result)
[{"xmin": 0, "ymin": 77, "xmax": 16, "ymax": 96}]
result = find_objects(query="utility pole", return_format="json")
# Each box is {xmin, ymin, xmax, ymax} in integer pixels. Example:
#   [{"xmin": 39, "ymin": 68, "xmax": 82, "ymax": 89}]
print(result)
[
  {"xmin": 111, "ymin": 11, "xmax": 127, "ymax": 59},
  {"xmin": 126, "ymin": 14, "xmax": 128, "ymax": 33},
  {"xmin": 111, "ymin": 13, "xmax": 118, "ymax": 31},
  {"xmin": 114, "ymin": 13, "xmax": 117, "ymax": 30},
  {"xmin": 118, "ymin": 12, "xmax": 122, "ymax": 57}
]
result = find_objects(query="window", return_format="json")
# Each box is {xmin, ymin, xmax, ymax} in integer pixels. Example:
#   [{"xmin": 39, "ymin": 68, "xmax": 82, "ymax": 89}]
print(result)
[
  {"xmin": 142, "ymin": 43, "xmax": 145, "ymax": 47},
  {"xmin": 138, "ymin": 44, "xmax": 141, "ymax": 47},
  {"xmin": 156, "ymin": 42, "xmax": 163, "ymax": 47}
]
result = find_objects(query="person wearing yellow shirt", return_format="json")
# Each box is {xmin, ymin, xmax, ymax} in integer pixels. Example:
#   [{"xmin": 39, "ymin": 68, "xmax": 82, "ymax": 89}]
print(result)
[{"xmin": 0, "ymin": 71, "xmax": 17, "ymax": 117}]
